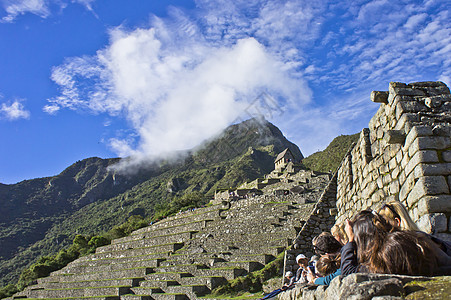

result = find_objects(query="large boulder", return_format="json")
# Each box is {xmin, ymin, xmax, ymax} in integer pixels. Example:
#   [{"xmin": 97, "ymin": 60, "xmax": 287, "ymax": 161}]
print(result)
[{"xmin": 277, "ymin": 273, "xmax": 451, "ymax": 300}]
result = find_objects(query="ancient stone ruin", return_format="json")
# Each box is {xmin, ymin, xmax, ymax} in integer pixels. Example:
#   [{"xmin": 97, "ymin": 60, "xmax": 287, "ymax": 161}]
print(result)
[{"xmin": 6, "ymin": 81, "xmax": 451, "ymax": 300}]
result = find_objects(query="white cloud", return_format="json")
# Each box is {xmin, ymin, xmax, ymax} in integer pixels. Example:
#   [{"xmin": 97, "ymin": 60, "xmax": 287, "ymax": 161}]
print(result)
[
  {"xmin": 1, "ymin": 0, "xmax": 95, "ymax": 22},
  {"xmin": 45, "ymin": 0, "xmax": 451, "ymax": 165},
  {"xmin": 47, "ymin": 17, "xmax": 310, "ymax": 170},
  {"xmin": 1, "ymin": 0, "xmax": 49, "ymax": 22},
  {"xmin": 0, "ymin": 100, "xmax": 30, "ymax": 120}
]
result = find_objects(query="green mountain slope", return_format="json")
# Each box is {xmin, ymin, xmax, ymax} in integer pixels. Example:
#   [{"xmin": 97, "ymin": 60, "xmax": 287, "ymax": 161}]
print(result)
[
  {"xmin": 0, "ymin": 117, "xmax": 302, "ymax": 286},
  {"xmin": 302, "ymin": 133, "xmax": 359, "ymax": 173}
]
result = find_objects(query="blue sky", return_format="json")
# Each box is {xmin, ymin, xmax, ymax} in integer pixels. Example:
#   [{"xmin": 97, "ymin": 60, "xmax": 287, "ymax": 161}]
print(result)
[{"xmin": 0, "ymin": 0, "xmax": 449, "ymax": 184}]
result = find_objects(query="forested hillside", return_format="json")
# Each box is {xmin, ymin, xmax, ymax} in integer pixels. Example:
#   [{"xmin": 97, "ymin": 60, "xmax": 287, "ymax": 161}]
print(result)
[{"xmin": 302, "ymin": 133, "xmax": 359, "ymax": 173}]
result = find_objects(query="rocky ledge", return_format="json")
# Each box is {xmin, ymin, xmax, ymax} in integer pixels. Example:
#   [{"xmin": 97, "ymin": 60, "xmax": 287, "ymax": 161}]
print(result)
[{"xmin": 277, "ymin": 273, "xmax": 451, "ymax": 300}]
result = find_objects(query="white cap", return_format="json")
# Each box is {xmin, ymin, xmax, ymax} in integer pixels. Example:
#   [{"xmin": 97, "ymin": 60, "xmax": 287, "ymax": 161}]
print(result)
[
  {"xmin": 285, "ymin": 271, "xmax": 294, "ymax": 277},
  {"xmin": 296, "ymin": 254, "xmax": 307, "ymax": 262}
]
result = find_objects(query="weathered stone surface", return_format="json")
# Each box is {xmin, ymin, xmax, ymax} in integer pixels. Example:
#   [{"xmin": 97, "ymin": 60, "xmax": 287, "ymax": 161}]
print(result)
[
  {"xmin": 443, "ymin": 151, "xmax": 451, "ymax": 163},
  {"xmin": 413, "ymin": 163, "xmax": 451, "ymax": 179},
  {"xmin": 416, "ymin": 213, "xmax": 448, "ymax": 234},
  {"xmin": 418, "ymin": 195, "xmax": 451, "ymax": 214},
  {"xmin": 407, "ymin": 176, "xmax": 449, "ymax": 207},
  {"xmin": 371, "ymin": 91, "xmax": 389, "ymax": 103},
  {"xmin": 277, "ymin": 273, "xmax": 444, "ymax": 300},
  {"xmin": 384, "ymin": 130, "xmax": 406, "ymax": 144}
]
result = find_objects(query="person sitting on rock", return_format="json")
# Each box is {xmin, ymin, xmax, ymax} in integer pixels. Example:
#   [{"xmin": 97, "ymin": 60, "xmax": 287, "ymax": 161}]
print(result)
[
  {"xmin": 308, "ymin": 253, "xmax": 342, "ymax": 285},
  {"xmin": 342, "ymin": 210, "xmax": 450, "ymax": 277},
  {"xmin": 378, "ymin": 200, "xmax": 451, "ymax": 256},
  {"xmin": 293, "ymin": 254, "xmax": 309, "ymax": 284}
]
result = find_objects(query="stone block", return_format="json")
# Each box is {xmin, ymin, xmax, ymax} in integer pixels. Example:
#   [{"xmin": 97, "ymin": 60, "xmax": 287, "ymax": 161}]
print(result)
[
  {"xmin": 424, "ymin": 85, "xmax": 451, "ymax": 96},
  {"xmin": 384, "ymin": 130, "xmax": 406, "ymax": 145},
  {"xmin": 432, "ymin": 124, "xmax": 451, "ymax": 136},
  {"xmin": 414, "ymin": 163, "xmax": 451, "ymax": 179},
  {"xmin": 400, "ymin": 154, "xmax": 409, "ymax": 169},
  {"xmin": 389, "ymin": 82, "xmax": 425, "ymax": 96},
  {"xmin": 405, "ymin": 151, "xmax": 439, "ymax": 177},
  {"xmin": 389, "ymin": 180, "xmax": 400, "ymax": 195},
  {"xmin": 398, "ymin": 170, "xmax": 406, "ymax": 186},
  {"xmin": 416, "ymin": 213, "xmax": 448, "ymax": 234},
  {"xmin": 408, "ymin": 136, "xmax": 451, "ymax": 157},
  {"xmin": 396, "ymin": 149, "xmax": 403, "ymax": 163},
  {"xmin": 404, "ymin": 126, "xmax": 433, "ymax": 150},
  {"xmin": 396, "ymin": 101, "xmax": 427, "ymax": 119},
  {"xmin": 371, "ymin": 91, "xmax": 389, "ymax": 103},
  {"xmin": 408, "ymin": 81, "xmax": 448, "ymax": 88},
  {"xmin": 442, "ymin": 151, "xmax": 451, "ymax": 163},
  {"xmin": 434, "ymin": 233, "xmax": 451, "ymax": 243},
  {"xmin": 406, "ymin": 176, "xmax": 449, "ymax": 207},
  {"xmin": 418, "ymin": 195, "xmax": 451, "ymax": 214}
]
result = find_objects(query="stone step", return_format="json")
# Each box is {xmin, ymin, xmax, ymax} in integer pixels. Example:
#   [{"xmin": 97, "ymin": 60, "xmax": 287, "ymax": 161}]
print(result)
[
  {"xmin": 196, "ymin": 237, "xmax": 291, "ymax": 251},
  {"xmin": 97, "ymin": 241, "xmax": 185, "ymax": 254},
  {"xmin": 129, "ymin": 286, "xmax": 164, "ymax": 295},
  {"xmin": 38, "ymin": 268, "xmax": 154, "ymax": 283},
  {"xmin": 26, "ymin": 286, "xmax": 130, "ymax": 298},
  {"xmin": 166, "ymin": 252, "xmax": 274, "ymax": 266},
  {"xmin": 54, "ymin": 258, "xmax": 164, "ymax": 275},
  {"xmin": 148, "ymin": 209, "xmax": 223, "ymax": 230},
  {"xmin": 177, "ymin": 276, "xmax": 227, "ymax": 289},
  {"xmin": 73, "ymin": 252, "xmax": 170, "ymax": 266},
  {"xmin": 66, "ymin": 255, "xmax": 167, "ymax": 269},
  {"xmin": 144, "ymin": 272, "xmax": 194, "ymax": 282},
  {"xmin": 147, "ymin": 293, "xmax": 188, "ymax": 300},
  {"xmin": 132, "ymin": 220, "xmax": 213, "ymax": 238},
  {"xmin": 139, "ymin": 280, "xmax": 180, "ymax": 289},
  {"xmin": 154, "ymin": 264, "xmax": 209, "ymax": 274},
  {"xmin": 121, "ymin": 295, "xmax": 151, "ymax": 300},
  {"xmin": 173, "ymin": 245, "xmax": 284, "ymax": 258},
  {"xmin": 33, "ymin": 278, "xmax": 144, "ymax": 290},
  {"xmin": 211, "ymin": 261, "xmax": 264, "ymax": 272},
  {"xmin": 112, "ymin": 230, "xmax": 196, "ymax": 246},
  {"xmin": 163, "ymin": 284, "xmax": 209, "ymax": 296},
  {"xmin": 88, "ymin": 243, "xmax": 183, "ymax": 261},
  {"xmin": 108, "ymin": 232, "xmax": 194, "ymax": 251},
  {"xmin": 193, "ymin": 268, "xmax": 247, "ymax": 280},
  {"xmin": 148, "ymin": 204, "xmax": 226, "ymax": 229}
]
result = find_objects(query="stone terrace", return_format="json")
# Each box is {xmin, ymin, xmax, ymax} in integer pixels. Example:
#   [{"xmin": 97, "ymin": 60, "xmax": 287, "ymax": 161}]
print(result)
[{"xmin": 7, "ymin": 174, "xmax": 330, "ymax": 300}]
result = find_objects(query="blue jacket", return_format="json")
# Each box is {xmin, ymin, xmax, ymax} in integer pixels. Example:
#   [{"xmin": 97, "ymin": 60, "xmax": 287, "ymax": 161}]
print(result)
[{"xmin": 314, "ymin": 268, "xmax": 341, "ymax": 285}]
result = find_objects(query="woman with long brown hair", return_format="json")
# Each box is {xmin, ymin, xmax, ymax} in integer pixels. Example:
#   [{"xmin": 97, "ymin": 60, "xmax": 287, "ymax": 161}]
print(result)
[{"xmin": 342, "ymin": 210, "xmax": 449, "ymax": 276}]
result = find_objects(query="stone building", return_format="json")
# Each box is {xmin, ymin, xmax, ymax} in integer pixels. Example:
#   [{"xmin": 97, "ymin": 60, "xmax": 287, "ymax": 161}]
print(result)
[
  {"xmin": 335, "ymin": 81, "xmax": 450, "ymax": 240},
  {"xmin": 274, "ymin": 148, "xmax": 295, "ymax": 172}
]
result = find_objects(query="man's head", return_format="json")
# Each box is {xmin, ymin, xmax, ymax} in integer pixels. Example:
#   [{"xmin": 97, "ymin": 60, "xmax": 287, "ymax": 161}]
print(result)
[{"xmin": 312, "ymin": 232, "xmax": 342, "ymax": 255}]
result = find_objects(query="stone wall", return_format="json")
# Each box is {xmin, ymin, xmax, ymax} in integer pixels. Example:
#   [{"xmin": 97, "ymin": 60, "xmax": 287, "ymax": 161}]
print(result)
[
  {"xmin": 283, "ymin": 172, "xmax": 338, "ymax": 275},
  {"xmin": 335, "ymin": 81, "xmax": 451, "ymax": 240}
]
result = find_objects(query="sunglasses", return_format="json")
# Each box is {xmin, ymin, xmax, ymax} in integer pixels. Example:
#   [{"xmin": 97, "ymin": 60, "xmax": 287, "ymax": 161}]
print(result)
[{"xmin": 381, "ymin": 203, "xmax": 401, "ymax": 220}]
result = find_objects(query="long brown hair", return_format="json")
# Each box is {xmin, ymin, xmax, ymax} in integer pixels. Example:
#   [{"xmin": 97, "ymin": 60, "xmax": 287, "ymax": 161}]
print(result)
[
  {"xmin": 316, "ymin": 254, "xmax": 341, "ymax": 277},
  {"xmin": 374, "ymin": 231, "xmax": 437, "ymax": 276},
  {"xmin": 352, "ymin": 210, "xmax": 393, "ymax": 267}
]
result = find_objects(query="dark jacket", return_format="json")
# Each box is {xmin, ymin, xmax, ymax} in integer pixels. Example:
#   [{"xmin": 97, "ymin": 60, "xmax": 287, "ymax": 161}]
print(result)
[{"xmin": 340, "ymin": 241, "xmax": 368, "ymax": 276}]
